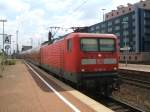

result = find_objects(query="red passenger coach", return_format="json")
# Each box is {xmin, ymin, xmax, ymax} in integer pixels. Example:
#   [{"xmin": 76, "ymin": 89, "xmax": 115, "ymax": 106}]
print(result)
[
  {"xmin": 22, "ymin": 33, "xmax": 120, "ymax": 95},
  {"xmin": 40, "ymin": 38, "xmax": 65, "ymax": 75}
]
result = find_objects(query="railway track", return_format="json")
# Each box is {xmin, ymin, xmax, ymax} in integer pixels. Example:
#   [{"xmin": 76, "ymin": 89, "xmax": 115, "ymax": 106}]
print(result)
[
  {"xmin": 26, "ymin": 61, "xmax": 146, "ymax": 112},
  {"xmin": 122, "ymin": 76, "xmax": 150, "ymax": 89},
  {"xmin": 81, "ymin": 90, "xmax": 145, "ymax": 112},
  {"xmin": 104, "ymin": 96, "xmax": 145, "ymax": 112}
]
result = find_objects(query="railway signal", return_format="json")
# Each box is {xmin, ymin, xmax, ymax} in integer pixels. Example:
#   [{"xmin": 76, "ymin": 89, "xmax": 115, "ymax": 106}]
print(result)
[{"xmin": 4, "ymin": 35, "xmax": 11, "ymax": 44}]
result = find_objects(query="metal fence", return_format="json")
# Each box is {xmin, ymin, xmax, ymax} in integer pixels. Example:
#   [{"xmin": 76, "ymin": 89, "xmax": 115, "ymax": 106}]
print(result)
[{"xmin": 119, "ymin": 52, "xmax": 150, "ymax": 64}]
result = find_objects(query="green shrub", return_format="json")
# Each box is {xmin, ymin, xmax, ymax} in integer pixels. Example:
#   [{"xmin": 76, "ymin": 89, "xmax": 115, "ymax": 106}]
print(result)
[
  {"xmin": 10, "ymin": 59, "xmax": 16, "ymax": 65},
  {"xmin": 4, "ymin": 59, "xmax": 16, "ymax": 65}
]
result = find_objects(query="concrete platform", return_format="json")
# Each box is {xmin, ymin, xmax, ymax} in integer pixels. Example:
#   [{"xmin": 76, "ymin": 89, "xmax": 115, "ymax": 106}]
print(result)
[
  {"xmin": 119, "ymin": 63, "xmax": 150, "ymax": 72},
  {"xmin": 0, "ymin": 60, "xmax": 114, "ymax": 112}
]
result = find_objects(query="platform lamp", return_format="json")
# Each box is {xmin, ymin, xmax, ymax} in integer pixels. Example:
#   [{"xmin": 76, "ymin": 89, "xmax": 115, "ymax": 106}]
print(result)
[
  {"xmin": 102, "ymin": 9, "xmax": 106, "ymax": 22},
  {"xmin": 122, "ymin": 21, "xmax": 128, "ymax": 67},
  {"xmin": 0, "ymin": 19, "xmax": 7, "ymax": 50}
]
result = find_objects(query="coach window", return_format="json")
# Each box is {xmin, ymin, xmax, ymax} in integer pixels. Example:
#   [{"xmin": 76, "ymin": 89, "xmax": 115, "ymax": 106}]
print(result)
[{"xmin": 67, "ymin": 39, "xmax": 72, "ymax": 52}]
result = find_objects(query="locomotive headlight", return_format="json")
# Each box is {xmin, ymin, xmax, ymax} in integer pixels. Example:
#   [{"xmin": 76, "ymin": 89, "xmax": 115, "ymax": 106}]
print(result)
[
  {"xmin": 98, "ymin": 54, "xmax": 102, "ymax": 57},
  {"xmin": 81, "ymin": 69, "xmax": 85, "ymax": 72},
  {"xmin": 114, "ymin": 67, "xmax": 117, "ymax": 70}
]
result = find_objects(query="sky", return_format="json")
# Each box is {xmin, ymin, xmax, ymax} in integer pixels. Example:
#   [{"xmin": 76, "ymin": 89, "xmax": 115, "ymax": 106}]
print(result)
[{"xmin": 0, "ymin": 0, "xmax": 140, "ymax": 51}]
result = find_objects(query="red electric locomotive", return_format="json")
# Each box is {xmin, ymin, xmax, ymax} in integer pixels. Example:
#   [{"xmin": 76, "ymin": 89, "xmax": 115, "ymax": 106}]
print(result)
[{"xmin": 22, "ymin": 32, "xmax": 120, "ymax": 95}]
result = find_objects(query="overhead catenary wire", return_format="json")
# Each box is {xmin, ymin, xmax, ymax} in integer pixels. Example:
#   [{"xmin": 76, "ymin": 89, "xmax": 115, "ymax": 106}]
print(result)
[
  {"xmin": 50, "ymin": 0, "xmax": 89, "ymax": 37},
  {"xmin": 70, "ymin": 0, "xmax": 89, "ymax": 15}
]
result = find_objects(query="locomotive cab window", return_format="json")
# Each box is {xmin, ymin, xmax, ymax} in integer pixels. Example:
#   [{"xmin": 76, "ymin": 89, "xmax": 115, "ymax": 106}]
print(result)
[
  {"xmin": 99, "ymin": 39, "xmax": 115, "ymax": 52},
  {"xmin": 80, "ymin": 38, "xmax": 115, "ymax": 52},
  {"xmin": 67, "ymin": 39, "xmax": 72, "ymax": 52},
  {"xmin": 81, "ymin": 39, "xmax": 98, "ymax": 51}
]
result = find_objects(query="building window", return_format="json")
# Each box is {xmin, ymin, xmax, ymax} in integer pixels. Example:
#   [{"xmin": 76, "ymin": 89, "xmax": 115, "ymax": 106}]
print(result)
[
  {"xmin": 101, "ymin": 30, "xmax": 106, "ymax": 33},
  {"xmin": 132, "ymin": 21, "xmax": 135, "ymax": 26},
  {"xmin": 101, "ymin": 30, "xmax": 105, "ymax": 33},
  {"xmin": 132, "ymin": 14, "xmax": 135, "ymax": 20},
  {"xmin": 132, "ymin": 29, "xmax": 135, "ymax": 34},
  {"xmin": 108, "ymin": 21, "xmax": 112, "ymax": 26},
  {"xmin": 115, "ymin": 26, "xmax": 120, "ymax": 30},
  {"xmin": 101, "ymin": 23, "xmax": 106, "ymax": 28},
  {"xmin": 123, "ymin": 23, "xmax": 128, "ymax": 29},
  {"xmin": 123, "ymin": 38, "xmax": 129, "ymax": 45},
  {"xmin": 67, "ymin": 39, "xmax": 72, "ymax": 52},
  {"xmin": 143, "ymin": 4, "xmax": 146, "ymax": 7},
  {"xmin": 123, "ymin": 30, "xmax": 129, "ymax": 36},
  {"xmin": 122, "ymin": 10, "xmax": 125, "ymax": 13},
  {"xmin": 117, "ymin": 12, "xmax": 119, "ymax": 15},
  {"xmin": 123, "ymin": 16, "xmax": 129, "ymax": 21},
  {"xmin": 129, "ymin": 8, "xmax": 131, "ymax": 11},
  {"xmin": 132, "ymin": 46, "xmax": 135, "ymax": 51},
  {"xmin": 114, "ymin": 19, "xmax": 120, "ymax": 24},
  {"xmin": 96, "ymin": 25, "xmax": 100, "ymax": 30},
  {"xmin": 111, "ymin": 13, "xmax": 113, "ymax": 16},
  {"xmin": 144, "ymin": 20, "xmax": 146, "ymax": 26},
  {"xmin": 115, "ymin": 32, "xmax": 120, "ymax": 37},
  {"xmin": 90, "ymin": 27, "xmax": 95, "ymax": 31},
  {"xmin": 108, "ymin": 27, "xmax": 112, "ymax": 32}
]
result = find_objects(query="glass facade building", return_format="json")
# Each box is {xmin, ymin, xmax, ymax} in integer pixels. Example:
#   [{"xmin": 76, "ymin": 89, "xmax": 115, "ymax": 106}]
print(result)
[{"xmin": 87, "ymin": 0, "xmax": 150, "ymax": 52}]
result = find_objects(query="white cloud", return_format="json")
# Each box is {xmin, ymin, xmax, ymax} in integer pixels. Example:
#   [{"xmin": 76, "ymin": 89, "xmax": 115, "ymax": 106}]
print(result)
[
  {"xmin": 14, "ymin": 8, "xmax": 47, "ymax": 48},
  {"xmin": 43, "ymin": 0, "xmax": 72, "ymax": 12},
  {"xmin": 0, "ymin": 0, "xmax": 30, "ymax": 13},
  {"xmin": 0, "ymin": 0, "xmax": 141, "ymax": 50},
  {"xmin": 10, "ymin": 0, "xmax": 30, "ymax": 12}
]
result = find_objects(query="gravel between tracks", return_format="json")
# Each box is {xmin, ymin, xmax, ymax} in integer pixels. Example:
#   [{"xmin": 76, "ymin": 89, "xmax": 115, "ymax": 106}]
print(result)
[{"xmin": 113, "ymin": 84, "xmax": 150, "ymax": 112}]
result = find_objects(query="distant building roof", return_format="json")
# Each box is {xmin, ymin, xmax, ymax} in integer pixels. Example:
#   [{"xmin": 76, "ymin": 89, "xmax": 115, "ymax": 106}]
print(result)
[
  {"xmin": 105, "ymin": 0, "xmax": 150, "ymax": 20},
  {"xmin": 22, "ymin": 46, "xmax": 32, "ymax": 51}
]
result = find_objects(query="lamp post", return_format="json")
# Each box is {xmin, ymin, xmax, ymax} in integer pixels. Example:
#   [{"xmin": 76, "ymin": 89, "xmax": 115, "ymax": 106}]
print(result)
[
  {"xmin": 16, "ymin": 30, "xmax": 19, "ymax": 53},
  {"xmin": 102, "ymin": 9, "xmax": 106, "ymax": 21},
  {"xmin": 30, "ymin": 37, "xmax": 33, "ymax": 47},
  {"xmin": 12, "ymin": 41, "xmax": 15, "ymax": 54},
  {"xmin": 0, "ymin": 19, "xmax": 7, "ymax": 50},
  {"xmin": 122, "ymin": 21, "xmax": 128, "ymax": 67}
]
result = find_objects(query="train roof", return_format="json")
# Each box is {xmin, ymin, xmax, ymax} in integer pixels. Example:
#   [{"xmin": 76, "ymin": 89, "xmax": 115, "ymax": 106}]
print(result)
[
  {"xmin": 65, "ymin": 32, "xmax": 117, "ymax": 39},
  {"xmin": 20, "ymin": 32, "xmax": 117, "ymax": 54},
  {"xmin": 46, "ymin": 32, "xmax": 117, "ymax": 44}
]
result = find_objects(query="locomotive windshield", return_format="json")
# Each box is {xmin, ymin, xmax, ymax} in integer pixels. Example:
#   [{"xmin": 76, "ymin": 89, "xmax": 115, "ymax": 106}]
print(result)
[
  {"xmin": 80, "ymin": 39, "xmax": 98, "ymax": 51},
  {"xmin": 81, "ymin": 38, "xmax": 115, "ymax": 52}
]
